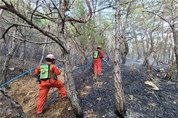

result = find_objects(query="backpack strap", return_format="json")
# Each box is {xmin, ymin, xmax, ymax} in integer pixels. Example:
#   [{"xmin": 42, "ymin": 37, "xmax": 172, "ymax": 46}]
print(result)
[{"xmin": 50, "ymin": 65, "xmax": 57, "ymax": 80}]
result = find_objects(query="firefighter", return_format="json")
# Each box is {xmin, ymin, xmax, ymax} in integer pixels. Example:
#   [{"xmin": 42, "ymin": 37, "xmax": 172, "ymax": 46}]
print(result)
[
  {"xmin": 92, "ymin": 46, "xmax": 104, "ymax": 79},
  {"xmin": 35, "ymin": 54, "xmax": 67, "ymax": 117}
]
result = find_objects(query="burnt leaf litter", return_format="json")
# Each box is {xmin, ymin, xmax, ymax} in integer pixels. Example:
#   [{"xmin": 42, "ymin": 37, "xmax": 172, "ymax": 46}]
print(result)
[
  {"xmin": 73, "ymin": 60, "xmax": 178, "ymax": 118},
  {"xmin": 5, "ymin": 60, "xmax": 178, "ymax": 118}
]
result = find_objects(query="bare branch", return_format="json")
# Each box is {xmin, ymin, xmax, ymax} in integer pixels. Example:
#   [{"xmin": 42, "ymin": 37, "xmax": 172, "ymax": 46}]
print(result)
[
  {"xmin": 51, "ymin": 0, "xmax": 62, "ymax": 20},
  {"xmin": 2, "ymin": 33, "xmax": 56, "ymax": 45},
  {"xmin": 16, "ymin": 36, "xmax": 55, "ymax": 44},
  {"xmin": 172, "ymin": 16, "xmax": 178, "ymax": 21},
  {"xmin": 1, "ymin": 24, "xmax": 56, "ymax": 45},
  {"xmin": 31, "ymin": 0, "xmax": 42, "ymax": 22},
  {"xmin": 144, "ymin": 10, "xmax": 171, "ymax": 25},
  {"xmin": 5, "ymin": 23, "xmax": 32, "ymax": 28},
  {"xmin": 94, "ymin": 0, "xmax": 136, "ymax": 13},
  {"xmin": 69, "ymin": 22, "xmax": 81, "ymax": 35},
  {"xmin": 1, "ymin": 24, "xmax": 17, "ymax": 42},
  {"xmin": 0, "ymin": 0, "xmax": 68, "ymax": 53},
  {"xmin": 32, "ymin": 12, "xmax": 58, "ymax": 23},
  {"xmin": 94, "ymin": 5, "xmax": 113, "ymax": 13},
  {"xmin": 66, "ymin": 0, "xmax": 92, "ymax": 23}
]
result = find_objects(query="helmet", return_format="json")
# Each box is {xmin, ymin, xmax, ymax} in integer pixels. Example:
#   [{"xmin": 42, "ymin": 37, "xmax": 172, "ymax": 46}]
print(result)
[
  {"xmin": 97, "ymin": 45, "xmax": 101, "ymax": 49},
  {"xmin": 45, "ymin": 54, "xmax": 56, "ymax": 60}
]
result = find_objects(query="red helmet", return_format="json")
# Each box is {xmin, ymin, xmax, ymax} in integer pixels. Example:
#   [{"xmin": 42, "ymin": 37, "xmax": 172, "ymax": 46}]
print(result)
[{"xmin": 46, "ymin": 54, "xmax": 56, "ymax": 60}]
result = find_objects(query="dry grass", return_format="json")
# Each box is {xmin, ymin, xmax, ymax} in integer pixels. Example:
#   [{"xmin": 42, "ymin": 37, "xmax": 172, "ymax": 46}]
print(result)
[{"xmin": 8, "ymin": 73, "xmax": 71, "ymax": 118}]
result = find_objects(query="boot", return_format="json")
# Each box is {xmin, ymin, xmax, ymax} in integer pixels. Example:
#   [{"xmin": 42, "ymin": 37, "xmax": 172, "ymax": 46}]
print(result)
[
  {"xmin": 37, "ymin": 113, "xmax": 43, "ymax": 117},
  {"xmin": 93, "ymin": 73, "xmax": 97, "ymax": 80}
]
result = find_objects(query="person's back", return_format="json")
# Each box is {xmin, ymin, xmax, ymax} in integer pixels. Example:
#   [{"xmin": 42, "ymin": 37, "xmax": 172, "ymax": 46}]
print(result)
[
  {"xmin": 93, "ymin": 46, "xmax": 104, "ymax": 79},
  {"xmin": 35, "ymin": 54, "xmax": 67, "ymax": 117}
]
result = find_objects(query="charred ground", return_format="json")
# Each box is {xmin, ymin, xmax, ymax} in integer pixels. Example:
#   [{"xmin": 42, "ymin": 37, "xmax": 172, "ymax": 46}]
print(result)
[
  {"xmin": 75, "ymin": 60, "xmax": 178, "ymax": 118},
  {"xmin": 6, "ymin": 60, "xmax": 178, "ymax": 118}
]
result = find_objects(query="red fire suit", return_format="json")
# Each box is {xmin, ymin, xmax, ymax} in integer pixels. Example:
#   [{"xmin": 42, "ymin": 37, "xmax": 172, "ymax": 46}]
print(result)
[
  {"xmin": 35, "ymin": 64, "xmax": 67, "ymax": 114},
  {"xmin": 93, "ymin": 49, "xmax": 104, "ymax": 75}
]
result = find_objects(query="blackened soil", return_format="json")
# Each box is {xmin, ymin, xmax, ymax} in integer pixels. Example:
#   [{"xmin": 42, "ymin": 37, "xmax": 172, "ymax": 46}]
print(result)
[{"xmin": 74, "ymin": 61, "xmax": 178, "ymax": 118}]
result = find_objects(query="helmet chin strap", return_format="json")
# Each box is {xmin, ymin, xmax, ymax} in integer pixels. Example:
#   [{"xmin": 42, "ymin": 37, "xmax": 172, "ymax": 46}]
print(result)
[{"xmin": 52, "ymin": 60, "xmax": 55, "ymax": 64}]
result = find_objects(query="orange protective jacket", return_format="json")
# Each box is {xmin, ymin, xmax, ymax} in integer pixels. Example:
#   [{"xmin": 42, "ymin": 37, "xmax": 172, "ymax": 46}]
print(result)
[{"xmin": 93, "ymin": 49, "xmax": 104, "ymax": 75}]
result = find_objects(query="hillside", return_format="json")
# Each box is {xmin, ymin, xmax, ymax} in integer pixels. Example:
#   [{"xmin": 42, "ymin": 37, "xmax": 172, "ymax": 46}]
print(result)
[
  {"xmin": 8, "ymin": 72, "xmax": 74, "ymax": 118},
  {"xmin": 5, "ymin": 60, "xmax": 178, "ymax": 118}
]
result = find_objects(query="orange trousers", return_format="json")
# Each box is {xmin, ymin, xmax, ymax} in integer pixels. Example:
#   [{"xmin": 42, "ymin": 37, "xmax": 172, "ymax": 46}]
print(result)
[
  {"xmin": 93, "ymin": 59, "xmax": 102, "ymax": 75},
  {"xmin": 36, "ymin": 79, "xmax": 66, "ymax": 114}
]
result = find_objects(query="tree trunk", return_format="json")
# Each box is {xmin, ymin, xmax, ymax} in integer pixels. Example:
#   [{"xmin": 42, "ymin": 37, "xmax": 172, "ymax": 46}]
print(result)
[
  {"xmin": 163, "ymin": 34, "xmax": 168, "ymax": 63},
  {"xmin": 58, "ymin": 0, "xmax": 83, "ymax": 116},
  {"xmin": 1, "ymin": 28, "xmax": 18, "ymax": 85},
  {"xmin": 145, "ymin": 58, "xmax": 154, "ymax": 80},
  {"xmin": 135, "ymin": 38, "xmax": 141, "ymax": 60},
  {"xmin": 164, "ymin": 61, "xmax": 176, "ymax": 79},
  {"xmin": 1, "ymin": 1, "xmax": 19, "ymax": 85},
  {"xmin": 114, "ymin": 0, "xmax": 126, "ymax": 117},
  {"xmin": 121, "ymin": 39, "xmax": 129, "ymax": 64},
  {"xmin": 171, "ymin": 28, "xmax": 178, "ymax": 77},
  {"xmin": 142, "ymin": 31, "xmax": 155, "ymax": 80},
  {"xmin": 131, "ymin": 24, "xmax": 141, "ymax": 60},
  {"xmin": 63, "ymin": 45, "xmax": 83, "ymax": 116}
]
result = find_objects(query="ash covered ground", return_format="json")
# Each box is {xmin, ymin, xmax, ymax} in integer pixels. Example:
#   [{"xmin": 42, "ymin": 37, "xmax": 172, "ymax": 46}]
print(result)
[
  {"xmin": 74, "ymin": 60, "xmax": 178, "ymax": 118},
  {"xmin": 7, "ymin": 60, "xmax": 178, "ymax": 118}
]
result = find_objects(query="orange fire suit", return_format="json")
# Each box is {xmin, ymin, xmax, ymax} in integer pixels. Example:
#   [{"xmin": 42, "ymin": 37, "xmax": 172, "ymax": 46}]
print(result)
[
  {"xmin": 93, "ymin": 49, "xmax": 104, "ymax": 75},
  {"xmin": 35, "ymin": 64, "xmax": 67, "ymax": 114}
]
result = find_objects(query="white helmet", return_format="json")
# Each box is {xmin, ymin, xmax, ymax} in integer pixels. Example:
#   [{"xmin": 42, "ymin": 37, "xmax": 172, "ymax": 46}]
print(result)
[
  {"xmin": 97, "ymin": 45, "xmax": 101, "ymax": 49},
  {"xmin": 46, "ymin": 54, "xmax": 56, "ymax": 60}
]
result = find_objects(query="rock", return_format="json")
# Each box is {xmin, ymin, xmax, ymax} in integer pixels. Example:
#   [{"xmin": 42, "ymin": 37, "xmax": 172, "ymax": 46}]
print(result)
[
  {"xmin": 156, "ymin": 74, "xmax": 160, "ymax": 77},
  {"xmin": 85, "ymin": 86, "xmax": 92, "ymax": 90},
  {"xmin": 157, "ymin": 68, "xmax": 165, "ymax": 73},
  {"xmin": 127, "ymin": 95, "xmax": 133, "ymax": 101},
  {"xmin": 68, "ymin": 107, "xmax": 72, "ymax": 111},
  {"xmin": 144, "ymin": 81, "xmax": 159, "ymax": 90},
  {"xmin": 97, "ymin": 97, "xmax": 101, "ymax": 101},
  {"xmin": 9, "ymin": 67, "xmax": 15, "ymax": 71},
  {"xmin": 0, "ymin": 87, "xmax": 27, "ymax": 118}
]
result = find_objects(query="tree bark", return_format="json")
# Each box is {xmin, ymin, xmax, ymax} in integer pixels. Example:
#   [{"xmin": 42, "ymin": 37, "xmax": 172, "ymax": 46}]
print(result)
[
  {"xmin": 131, "ymin": 24, "xmax": 141, "ymax": 60},
  {"xmin": 58, "ymin": 0, "xmax": 83, "ymax": 116},
  {"xmin": 164, "ymin": 61, "xmax": 176, "ymax": 79},
  {"xmin": 172, "ymin": 29, "xmax": 178, "ymax": 77},
  {"xmin": 121, "ymin": 39, "xmax": 129, "ymax": 64},
  {"xmin": 142, "ymin": 31, "xmax": 155, "ymax": 80},
  {"xmin": 114, "ymin": 0, "xmax": 126, "ymax": 116}
]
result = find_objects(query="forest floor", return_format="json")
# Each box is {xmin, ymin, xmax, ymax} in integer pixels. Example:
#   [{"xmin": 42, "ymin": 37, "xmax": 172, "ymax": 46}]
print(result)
[{"xmin": 7, "ymin": 59, "xmax": 178, "ymax": 118}]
